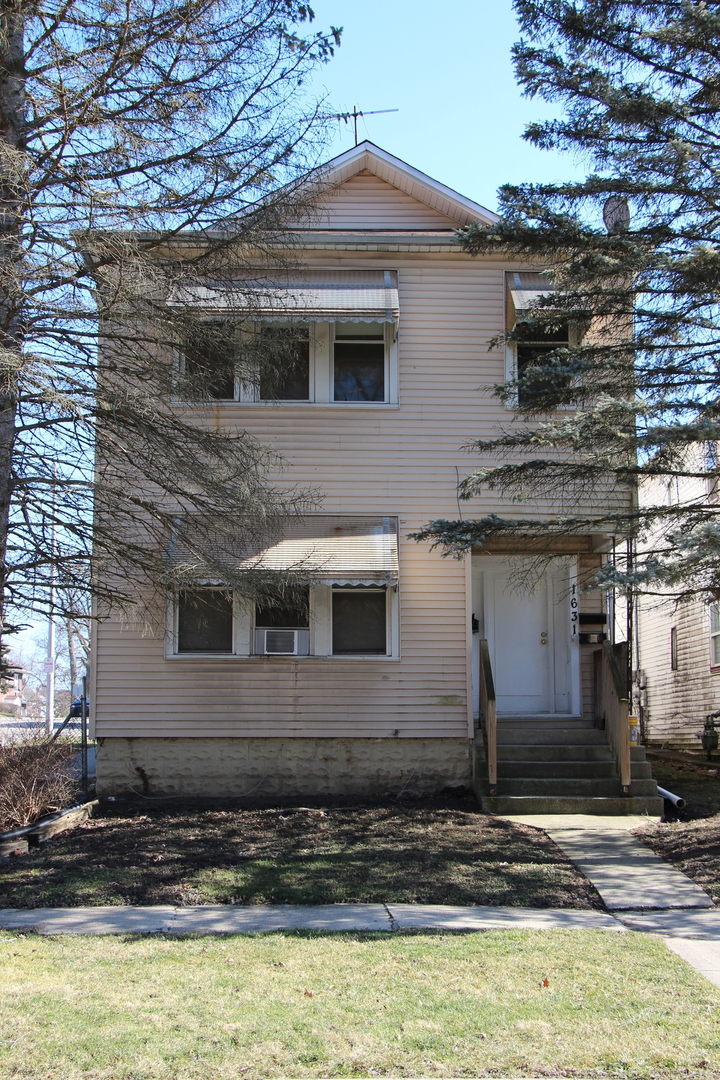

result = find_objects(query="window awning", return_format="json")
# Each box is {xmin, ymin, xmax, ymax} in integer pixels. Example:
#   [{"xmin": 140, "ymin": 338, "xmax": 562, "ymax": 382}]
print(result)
[
  {"xmin": 171, "ymin": 516, "xmax": 399, "ymax": 587},
  {"xmin": 169, "ymin": 270, "xmax": 399, "ymax": 326},
  {"xmin": 506, "ymin": 271, "xmax": 556, "ymax": 329}
]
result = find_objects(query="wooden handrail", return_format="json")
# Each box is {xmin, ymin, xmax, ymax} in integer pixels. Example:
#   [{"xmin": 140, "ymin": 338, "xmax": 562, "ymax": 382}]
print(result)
[
  {"xmin": 479, "ymin": 639, "xmax": 497, "ymax": 795},
  {"xmin": 595, "ymin": 640, "xmax": 631, "ymax": 793}
]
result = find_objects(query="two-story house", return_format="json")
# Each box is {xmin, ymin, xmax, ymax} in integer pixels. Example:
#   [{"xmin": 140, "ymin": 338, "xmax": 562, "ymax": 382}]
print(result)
[{"xmin": 91, "ymin": 142, "xmax": 661, "ymax": 814}]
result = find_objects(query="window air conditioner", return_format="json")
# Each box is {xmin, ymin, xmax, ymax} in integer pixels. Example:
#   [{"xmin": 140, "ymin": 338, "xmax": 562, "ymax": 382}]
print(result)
[{"xmin": 262, "ymin": 629, "xmax": 298, "ymax": 655}]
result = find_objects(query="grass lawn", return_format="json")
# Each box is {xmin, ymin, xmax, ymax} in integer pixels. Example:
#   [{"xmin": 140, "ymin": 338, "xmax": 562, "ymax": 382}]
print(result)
[
  {"xmin": 1, "ymin": 929, "xmax": 719, "ymax": 1079},
  {"xmin": 636, "ymin": 756, "xmax": 720, "ymax": 905},
  {"xmin": 0, "ymin": 797, "xmax": 603, "ymax": 909}
]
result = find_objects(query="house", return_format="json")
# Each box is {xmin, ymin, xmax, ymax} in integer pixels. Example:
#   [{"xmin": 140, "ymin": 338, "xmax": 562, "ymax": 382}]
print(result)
[
  {"xmin": 91, "ymin": 142, "xmax": 662, "ymax": 813},
  {"xmin": 636, "ymin": 451, "xmax": 720, "ymax": 752}
]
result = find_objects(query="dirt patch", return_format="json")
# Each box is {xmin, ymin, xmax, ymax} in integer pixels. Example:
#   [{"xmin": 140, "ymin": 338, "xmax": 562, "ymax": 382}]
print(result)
[{"xmin": 0, "ymin": 795, "xmax": 604, "ymax": 909}]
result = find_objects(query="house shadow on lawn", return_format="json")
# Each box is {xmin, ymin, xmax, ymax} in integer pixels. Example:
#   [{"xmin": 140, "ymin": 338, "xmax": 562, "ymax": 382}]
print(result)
[{"xmin": 0, "ymin": 795, "xmax": 603, "ymax": 910}]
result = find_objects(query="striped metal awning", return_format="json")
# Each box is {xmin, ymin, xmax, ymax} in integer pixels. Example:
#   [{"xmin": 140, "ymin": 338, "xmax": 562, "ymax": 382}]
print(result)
[
  {"xmin": 506, "ymin": 271, "xmax": 556, "ymax": 328},
  {"xmin": 169, "ymin": 271, "xmax": 399, "ymax": 326},
  {"xmin": 171, "ymin": 516, "xmax": 399, "ymax": 587}
]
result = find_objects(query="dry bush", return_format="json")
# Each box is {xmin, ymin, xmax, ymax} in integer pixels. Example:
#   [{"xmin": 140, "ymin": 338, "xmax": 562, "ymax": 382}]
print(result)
[{"xmin": 0, "ymin": 726, "xmax": 78, "ymax": 831}]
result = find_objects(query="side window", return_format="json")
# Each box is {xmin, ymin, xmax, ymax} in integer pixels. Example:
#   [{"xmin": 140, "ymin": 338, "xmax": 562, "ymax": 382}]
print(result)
[
  {"xmin": 254, "ymin": 590, "xmax": 310, "ymax": 655},
  {"xmin": 514, "ymin": 321, "xmax": 571, "ymax": 409},
  {"xmin": 711, "ymin": 606, "xmax": 720, "ymax": 667},
  {"xmin": 670, "ymin": 625, "xmax": 678, "ymax": 671},
  {"xmin": 333, "ymin": 323, "xmax": 387, "ymax": 402},
  {"xmin": 177, "ymin": 589, "xmax": 234, "ymax": 653},
  {"xmin": 332, "ymin": 587, "xmax": 388, "ymax": 655}
]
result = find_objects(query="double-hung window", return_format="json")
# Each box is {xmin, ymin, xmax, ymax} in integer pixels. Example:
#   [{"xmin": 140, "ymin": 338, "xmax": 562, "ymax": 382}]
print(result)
[
  {"xmin": 711, "ymin": 606, "xmax": 720, "ymax": 667},
  {"xmin": 514, "ymin": 322, "xmax": 572, "ymax": 409},
  {"xmin": 333, "ymin": 323, "xmax": 387, "ymax": 402}
]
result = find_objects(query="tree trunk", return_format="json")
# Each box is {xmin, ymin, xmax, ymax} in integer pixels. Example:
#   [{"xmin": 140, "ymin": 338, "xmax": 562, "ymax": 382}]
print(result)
[{"xmin": 0, "ymin": 0, "xmax": 25, "ymax": 660}]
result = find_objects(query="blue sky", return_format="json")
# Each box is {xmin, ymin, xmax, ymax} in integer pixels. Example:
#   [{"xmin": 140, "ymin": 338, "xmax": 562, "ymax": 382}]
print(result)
[{"xmin": 306, "ymin": 0, "xmax": 585, "ymax": 213}]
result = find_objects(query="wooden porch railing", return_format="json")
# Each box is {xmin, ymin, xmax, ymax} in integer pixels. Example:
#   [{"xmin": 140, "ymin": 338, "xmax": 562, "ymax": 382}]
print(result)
[
  {"xmin": 595, "ymin": 640, "xmax": 631, "ymax": 793},
  {"xmin": 478, "ymin": 639, "xmax": 497, "ymax": 795}
]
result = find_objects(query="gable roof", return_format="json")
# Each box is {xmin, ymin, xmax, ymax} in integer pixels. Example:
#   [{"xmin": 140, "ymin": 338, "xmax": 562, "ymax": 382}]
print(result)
[{"xmin": 307, "ymin": 142, "xmax": 498, "ymax": 230}]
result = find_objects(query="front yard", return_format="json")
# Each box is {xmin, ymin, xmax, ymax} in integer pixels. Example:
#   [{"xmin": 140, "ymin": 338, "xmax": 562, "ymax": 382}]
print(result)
[
  {"xmin": 1, "ymin": 929, "xmax": 719, "ymax": 1079},
  {"xmin": 0, "ymin": 796, "xmax": 603, "ymax": 909}
]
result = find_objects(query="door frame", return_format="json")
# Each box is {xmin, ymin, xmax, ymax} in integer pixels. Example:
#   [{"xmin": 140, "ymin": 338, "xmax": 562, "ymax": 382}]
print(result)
[{"xmin": 471, "ymin": 554, "xmax": 581, "ymax": 717}]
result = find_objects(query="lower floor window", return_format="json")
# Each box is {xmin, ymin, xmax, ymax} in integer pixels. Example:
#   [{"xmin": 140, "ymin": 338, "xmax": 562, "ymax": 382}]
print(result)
[
  {"xmin": 332, "ymin": 588, "xmax": 387, "ymax": 654},
  {"xmin": 170, "ymin": 584, "xmax": 395, "ymax": 658},
  {"xmin": 177, "ymin": 589, "xmax": 234, "ymax": 653}
]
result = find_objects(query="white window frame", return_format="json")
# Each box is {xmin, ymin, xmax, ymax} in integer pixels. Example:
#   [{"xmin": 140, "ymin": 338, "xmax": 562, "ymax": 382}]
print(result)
[
  {"xmin": 234, "ymin": 320, "xmax": 397, "ymax": 407},
  {"xmin": 166, "ymin": 588, "xmax": 253, "ymax": 659},
  {"xmin": 237, "ymin": 322, "xmax": 315, "ymax": 403},
  {"xmin": 710, "ymin": 605, "xmax": 720, "ymax": 668},
  {"xmin": 166, "ymin": 583, "xmax": 400, "ymax": 660}
]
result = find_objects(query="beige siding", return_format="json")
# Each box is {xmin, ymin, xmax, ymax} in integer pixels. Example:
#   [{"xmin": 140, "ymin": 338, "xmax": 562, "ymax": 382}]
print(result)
[
  {"xmin": 638, "ymin": 594, "xmax": 718, "ymax": 748},
  {"xmin": 303, "ymin": 172, "xmax": 460, "ymax": 230},
  {"xmin": 95, "ymin": 248, "xmax": 629, "ymax": 740}
]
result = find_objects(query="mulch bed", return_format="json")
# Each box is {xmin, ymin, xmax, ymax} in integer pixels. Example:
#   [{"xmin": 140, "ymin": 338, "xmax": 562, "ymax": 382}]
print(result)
[{"xmin": 0, "ymin": 794, "xmax": 604, "ymax": 910}]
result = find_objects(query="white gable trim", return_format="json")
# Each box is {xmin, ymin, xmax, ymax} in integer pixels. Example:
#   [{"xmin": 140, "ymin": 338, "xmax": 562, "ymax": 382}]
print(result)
[{"xmin": 308, "ymin": 142, "xmax": 498, "ymax": 229}]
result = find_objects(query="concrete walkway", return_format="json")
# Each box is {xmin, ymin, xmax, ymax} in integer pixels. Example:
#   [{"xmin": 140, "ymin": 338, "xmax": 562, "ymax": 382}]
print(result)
[
  {"xmin": 506, "ymin": 813, "xmax": 714, "ymax": 911},
  {"xmin": 0, "ymin": 903, "xmax": 623, "ymax": 936}
]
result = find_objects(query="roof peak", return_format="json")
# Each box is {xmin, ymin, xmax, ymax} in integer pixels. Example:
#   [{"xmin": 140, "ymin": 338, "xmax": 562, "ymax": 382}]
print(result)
[{"xmin": 309, "ymin": 142, "xmax": 497, "ymax": 229}]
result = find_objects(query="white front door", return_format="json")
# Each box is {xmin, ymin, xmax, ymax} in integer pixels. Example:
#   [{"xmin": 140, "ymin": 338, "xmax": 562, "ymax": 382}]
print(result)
[{"xmin": 472, "ymin": 557, "xmax": 579, "ymax": 716}]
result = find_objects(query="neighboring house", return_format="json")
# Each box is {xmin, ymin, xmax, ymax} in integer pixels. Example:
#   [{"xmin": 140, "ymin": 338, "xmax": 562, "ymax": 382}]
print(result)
[
  {"xmin": 636, "ymin": 452, "xmax": 719, "ymax": 751},
  {"xmin": 0, "ymin": 665, "xmax": 26, "ymax": 716},
  {"xmin": 92, "ymin": 142, "xmax": 661, "ymax": 813}
]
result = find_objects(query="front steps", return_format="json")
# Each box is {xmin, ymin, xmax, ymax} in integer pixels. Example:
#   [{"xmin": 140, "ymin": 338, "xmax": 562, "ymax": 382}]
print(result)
[{"xmin": 474, "ymin": 716, "xmax": 663, "ymax": 816}]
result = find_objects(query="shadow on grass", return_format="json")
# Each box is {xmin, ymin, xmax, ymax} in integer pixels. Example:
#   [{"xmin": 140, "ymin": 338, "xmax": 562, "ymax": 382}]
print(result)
[{"xmin": 0, "ymin": 796, "xmax": 603, "ymax": 910}]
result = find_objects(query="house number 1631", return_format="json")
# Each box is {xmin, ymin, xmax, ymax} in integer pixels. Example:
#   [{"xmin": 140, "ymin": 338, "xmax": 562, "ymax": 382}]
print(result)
[{"xmin": 570, "ymin": 584, "xmax": 578, "ymax": 639}]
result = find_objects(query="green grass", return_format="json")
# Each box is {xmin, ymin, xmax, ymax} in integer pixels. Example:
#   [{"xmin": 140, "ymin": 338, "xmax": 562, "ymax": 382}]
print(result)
[
  {"xmin": 0, "ymin": 798, "xmax": 603, "ymax": 909},
  {"xmin": 1, "ymin": 930, "xmax": 719, "ymax": 1079}
]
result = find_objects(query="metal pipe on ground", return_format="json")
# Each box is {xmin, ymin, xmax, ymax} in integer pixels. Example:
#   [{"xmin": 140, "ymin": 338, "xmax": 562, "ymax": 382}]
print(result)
[{"xmin": 657, "ymin": 785, "xmax": 686, "ymax": 809}]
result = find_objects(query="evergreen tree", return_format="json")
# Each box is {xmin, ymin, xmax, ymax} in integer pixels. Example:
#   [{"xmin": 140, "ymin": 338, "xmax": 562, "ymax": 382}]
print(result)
[
  {"xmin": 0, "ymin": 0, "xmax": 340, "ymax": 648},
  {"xmin": 415, "ymin": 0, "xmax": 720, "ymax": 602}
]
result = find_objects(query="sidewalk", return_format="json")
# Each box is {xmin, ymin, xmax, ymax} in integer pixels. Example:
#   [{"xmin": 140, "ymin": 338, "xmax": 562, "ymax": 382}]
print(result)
[
  {"xmin": 0, "ymin": 902, "xmax": 624, "ymax": 936},
  {"xmin": 2, "ymin": 813, "xmax": 719, "ymax": 990}
]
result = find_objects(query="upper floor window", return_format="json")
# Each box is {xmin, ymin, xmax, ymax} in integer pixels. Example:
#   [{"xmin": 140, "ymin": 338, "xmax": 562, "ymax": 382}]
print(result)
[
  {"xmin": 179, "ymin": 319, "xmax": 396, "ymax": 405},
  {"xmin": 513, "ymin": 321, "xmax": 572, "ymax": 409},
  {"xmin": 333, "ymin": 323, "xmax": 386, "ymax": 402}
]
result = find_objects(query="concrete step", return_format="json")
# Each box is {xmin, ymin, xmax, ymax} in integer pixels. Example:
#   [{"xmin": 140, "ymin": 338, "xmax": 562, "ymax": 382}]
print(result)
[
  {"xmin": 482, "ymin": 777, "xmax": 627, "ymax": 797},
  {"xmin": 497, "ymin": 760, "xmax": 618, "ymax": 780},
  {"xmin": 498, "ymin": 715, "xmax": 590, "ymax": 726},
  {"xmin": 497, "ymin": 728, "xmax": 609, "ymax": 746},
  {"xmin": 630, "ymin": 761, "xmax": 653, "ymax": 780},
  {"xmin": 495, "ymin": 744, "xmax": 615, "ymax": 763},
  {"xmin": 480, "ymin": 795, "xmax": 664, "ymax": 816}
]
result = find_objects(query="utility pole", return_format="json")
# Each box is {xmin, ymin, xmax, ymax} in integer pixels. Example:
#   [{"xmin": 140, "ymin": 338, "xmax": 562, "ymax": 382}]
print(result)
[{"xmin": 44, "ymin": 467, "xmax": 57, "ymax": 735}]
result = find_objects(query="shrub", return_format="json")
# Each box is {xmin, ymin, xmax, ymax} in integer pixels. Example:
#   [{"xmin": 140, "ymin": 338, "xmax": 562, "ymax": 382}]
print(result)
[{"xmin": 0, "ymin": 726, "xmax": 78, "ymax": 832}]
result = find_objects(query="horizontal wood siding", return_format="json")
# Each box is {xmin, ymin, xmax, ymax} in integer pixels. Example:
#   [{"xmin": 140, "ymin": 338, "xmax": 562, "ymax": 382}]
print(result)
[
  {"xmin": 638, "ymin": 594, "xmax": 719, "ymax": 748},
  {"xmin": 95, "ymin": 245, "xmax": 629, "ymax": 739},
  {"xmin": 302, "ymin": 172, "xmax": 459, "ymax": 230}
]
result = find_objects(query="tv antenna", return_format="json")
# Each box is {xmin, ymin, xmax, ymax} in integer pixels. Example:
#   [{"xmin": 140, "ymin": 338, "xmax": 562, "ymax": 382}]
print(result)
[{"xmin": 328, "ymin": 106, "xmax": 399, "ymax": 146}]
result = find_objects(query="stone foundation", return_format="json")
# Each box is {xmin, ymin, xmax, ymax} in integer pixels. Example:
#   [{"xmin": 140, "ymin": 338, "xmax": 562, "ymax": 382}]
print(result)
[{"xmin": 96, "ymin": 737, "xmax": 472, "ymax": 798}]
